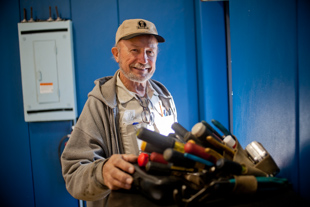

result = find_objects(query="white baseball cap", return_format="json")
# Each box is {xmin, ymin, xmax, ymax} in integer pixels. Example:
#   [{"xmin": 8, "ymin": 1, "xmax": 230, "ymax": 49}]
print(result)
[{"xmin": 115, "ymin": 19, "xmax": 165, "ymax": 44}]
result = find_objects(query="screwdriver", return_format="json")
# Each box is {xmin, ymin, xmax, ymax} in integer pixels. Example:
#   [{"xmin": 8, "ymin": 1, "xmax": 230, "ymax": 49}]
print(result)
[
  {"xmin": 137, "ymin": 127, "xmax": 185, "ymax": 153},
  {"xmin": 211, "ymin": 119, "xmax": 232, "ymax": 137}
]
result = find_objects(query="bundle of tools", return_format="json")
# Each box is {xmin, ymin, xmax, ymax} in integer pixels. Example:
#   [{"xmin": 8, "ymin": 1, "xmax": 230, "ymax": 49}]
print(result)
[{"xmin": 131, "ymin": 120, "xmax": 290, "ymax": 206}]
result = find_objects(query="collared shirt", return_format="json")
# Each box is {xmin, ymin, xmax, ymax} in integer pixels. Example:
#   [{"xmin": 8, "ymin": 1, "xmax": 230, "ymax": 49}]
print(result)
[{"xmin": 116, "ymin": 72, "xmax": 175, "ymax": 155}]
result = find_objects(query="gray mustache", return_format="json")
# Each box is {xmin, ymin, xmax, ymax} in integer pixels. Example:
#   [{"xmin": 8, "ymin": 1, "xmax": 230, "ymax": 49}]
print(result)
[{"xmin": 131, "ymin": 63, "xmax": 151, "ymax": 69}]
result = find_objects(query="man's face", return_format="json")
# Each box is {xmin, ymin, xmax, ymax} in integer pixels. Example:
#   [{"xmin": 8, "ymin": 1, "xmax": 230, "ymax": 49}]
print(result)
[{"xmin": 113, "ymin": 35, "xmax": 158, "ymax": 83}]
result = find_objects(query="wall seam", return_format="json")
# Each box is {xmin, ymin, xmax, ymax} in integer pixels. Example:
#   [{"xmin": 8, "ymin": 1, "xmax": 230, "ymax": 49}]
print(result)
[
  {"xmin": 295, "ymin": 0, "xmax": 300, "ymax": 194},
  {"xmin": 193, "ymin": 0, "xmax": 203, "ymax": 122},
  {"xmin": 116, "ymin": 0, "xmax": 120, "ymax": 25},
  {"xmin": 69, "ymin": 0, "xmax": 72, "ymax": 20},
  {"xmin": 224, "ymin": 1, "xmax": 233, "ymax": 133},
  {"xmin": 28, "ymin": 123, "xmax": 36, "ymax": 207},
  {"xmin": 18, "ymin": 0, "xmax": 21, "ymax": 22}
]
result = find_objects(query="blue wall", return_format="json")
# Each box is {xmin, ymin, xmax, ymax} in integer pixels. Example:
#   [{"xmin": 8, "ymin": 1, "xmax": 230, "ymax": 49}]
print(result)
[
  {"xmin": 0, "ymin": 0, "xmax": 35, "ymax": 206},
  {"xmin": 3, "ymin": 0, "xmax": 309, "ymax": 206},
  {"xmin": 195, "ymin": 1, "xmax": 229, "ymax": 128},
  {"xmin": 297, "ymin": 0, "xmax": 310, "ymax": 199},
  {"xmin": 230, "ymin": 0, "xmax": 310, "ymax": 199},
  {"xmin": 0, "ymin": 0, "xmax": 228, "ymax": 206}
]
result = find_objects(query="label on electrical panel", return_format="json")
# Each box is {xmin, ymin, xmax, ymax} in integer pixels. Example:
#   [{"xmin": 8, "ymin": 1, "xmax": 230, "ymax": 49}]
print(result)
[{"xmin": 40, "ymin": 83, "xmax": 54, "ymax": 94}]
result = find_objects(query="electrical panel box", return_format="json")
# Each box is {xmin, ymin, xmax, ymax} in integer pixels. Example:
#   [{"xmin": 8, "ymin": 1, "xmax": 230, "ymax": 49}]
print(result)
[{"xmin": 18, "ymin": 21, "xmax": 77, "ymax": 122}]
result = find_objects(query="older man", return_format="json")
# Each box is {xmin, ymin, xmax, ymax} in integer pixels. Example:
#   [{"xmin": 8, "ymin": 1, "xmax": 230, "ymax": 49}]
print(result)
[{"xmin": 61, "ymin": 19, "xmax": 177, "ymax": 207}]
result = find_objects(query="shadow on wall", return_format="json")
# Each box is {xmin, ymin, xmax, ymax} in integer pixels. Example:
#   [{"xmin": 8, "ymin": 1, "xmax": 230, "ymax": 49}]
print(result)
[
  {"xmin": 277, "ymin": 138, "xmax": 310, "ymax": 201},
  {"xmin": 299, "ymin": 139, "xmax": 310, "ymax": 200}
]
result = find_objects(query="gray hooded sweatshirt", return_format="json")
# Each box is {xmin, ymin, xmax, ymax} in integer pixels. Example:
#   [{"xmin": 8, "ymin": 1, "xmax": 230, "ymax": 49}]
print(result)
[{"xmin": 61, "ymin": 70, "xmax": 177, "ymax": 207}]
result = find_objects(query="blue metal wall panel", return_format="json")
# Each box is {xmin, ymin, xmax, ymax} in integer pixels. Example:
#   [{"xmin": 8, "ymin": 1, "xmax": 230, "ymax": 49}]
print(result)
[
  {"xmin": 118, "ymin": 0, "xmax": 199, "ymax": 130},
  {"xmin": 28, "ymin": 121, "xmax": 76, "ymax": 207},
  {"xmin": 298, "ymin": 0, "xmax": 310, "ymax": 200},
  {"xmin": 195, "ymin": 1, "xmax": 229, "ymax": 131},
  {"xmin": 230, "ymin": 0, "xmax": 299, "ymax": 191},
  {"xmin": 71, "ymin": 0, "xmax": 119, "ymax": 114},
  {"xmin": 18, "ymin": 1, "xmax": 78, "ymax": 206},
  {"xmin": 0, "ymin": 0, "xmax": 35, "ymax": 206},
  {"xmin": 1, "ymin": 0, "xmax": 229, "ymax": 206}
]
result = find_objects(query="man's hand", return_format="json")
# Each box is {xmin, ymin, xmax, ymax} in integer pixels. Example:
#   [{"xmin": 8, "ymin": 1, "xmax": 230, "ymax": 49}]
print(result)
[{"xmin": 102, "ymin": 154, "xmax": 138, "ymax": 190}]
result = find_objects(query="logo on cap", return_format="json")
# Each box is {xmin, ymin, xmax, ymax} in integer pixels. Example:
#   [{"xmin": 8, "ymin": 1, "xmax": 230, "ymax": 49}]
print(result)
[{"xmin": 137, "ymin": 20, "xmax": 149, "ymax": 29}]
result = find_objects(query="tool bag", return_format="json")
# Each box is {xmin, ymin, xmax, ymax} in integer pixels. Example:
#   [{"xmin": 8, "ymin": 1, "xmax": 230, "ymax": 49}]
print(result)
[{"xmin": 131, "ymin": 120, "xmax": 291, "ymax": 206}]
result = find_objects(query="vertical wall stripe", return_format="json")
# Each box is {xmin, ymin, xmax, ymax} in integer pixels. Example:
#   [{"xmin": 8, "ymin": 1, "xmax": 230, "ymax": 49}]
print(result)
[
  {"xmin": 69, "ymin": 0, "xmax": 72, "ymax": 20},
  {"xmin": 116, "ymin": 0, "xmax": 120, "ymax": 25},
  {"xmin": 295, "ymin": 0, "xmax": 300, "ymax": 193},
  {"xmin": 28, "ymin": 123, "xmax": 36, "ymax": 207},
  {"xmin": 297, "ymin": 0, "xmax": 310, "ymax": 200},
  {"xmin": 224, "ymin": 2, "xmax": 233, "ymax": 133},
  {"xmin": 194, "ymin": 0, "xmax": 204, "ymax": 122}
]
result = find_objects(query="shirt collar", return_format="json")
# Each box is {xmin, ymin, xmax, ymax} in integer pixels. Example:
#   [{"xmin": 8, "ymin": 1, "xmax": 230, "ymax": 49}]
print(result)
[{"xmin": 116, "ymin": 71, "xmax": 158, "ymax": 104}]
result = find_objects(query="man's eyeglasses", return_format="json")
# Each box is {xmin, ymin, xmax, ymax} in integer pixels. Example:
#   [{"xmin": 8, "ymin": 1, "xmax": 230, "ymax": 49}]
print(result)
[{"xmin": 136, "ymin": 95, "xmax": 155, "ymax": 125}]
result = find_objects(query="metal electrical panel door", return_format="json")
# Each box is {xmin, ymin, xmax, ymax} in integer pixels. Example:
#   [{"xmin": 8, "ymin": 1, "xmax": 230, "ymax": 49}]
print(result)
[
  {"xmin": 34, "ymin": 40, "xmax": 60, "ymax": 104},
  {"xmin": 18, "ymin": 21, "xmax": 77, "ymax": 122}
]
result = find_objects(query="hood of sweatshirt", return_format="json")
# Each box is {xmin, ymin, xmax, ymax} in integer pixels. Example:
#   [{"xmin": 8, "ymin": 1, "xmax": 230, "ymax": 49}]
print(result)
[{"xmin": 88, "ymin": 70, "xmax": 172, "ymax": 109}]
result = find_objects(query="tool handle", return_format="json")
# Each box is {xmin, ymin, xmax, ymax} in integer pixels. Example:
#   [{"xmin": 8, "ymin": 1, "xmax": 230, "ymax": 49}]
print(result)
[
  {"xmin": 138, "ymin": 153, "xmax": 149, "ymax": 167},
  {"xmin": 137, "ymin": 127, "xmax": 175, "ymax": 150},
  {"xmin": 184, "ymin": 142, "xmax": 215, "ymax": 163},
  {"xmin": 141, "ymin": 141, "xmax": 165, "ymax": 154},
  {"xmin": 163, "ymin": 148, "xmax": 195, "ymax": 168},
  {"xmin": 211, "ymin": 119, "xmax": 232, "ymax": 136},
  {"xmin": 150, "ymin": 152, "xmax": 168, "ymax": 164},
  {"xmin": 171, "ymin": 122, "xmax": 189, "ymax": 139},
  {"xmin": 216, "ymin": 158, "xmax": 245, "ymax": 175}
]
